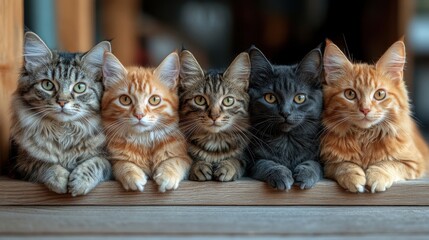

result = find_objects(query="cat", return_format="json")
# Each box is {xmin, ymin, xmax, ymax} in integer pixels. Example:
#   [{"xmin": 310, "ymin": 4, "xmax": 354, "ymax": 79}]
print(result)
[
  {"xmin": 321, "ymin": 39, "xmax": 429, "ymax": 193},
  {"xmin": 10, "ymin": 31, "xmax": 112, "ymax": 196},
  {"xmin": 179, "ymin": 50, "xmax": 251, "ymax": 181},
  {"xmin": 247, "ymin": 46, "xmax": 324, "ymax": 190},
  {"xmin": 102, "ymin": 51, "xmax": 191, "ymax": 192}
]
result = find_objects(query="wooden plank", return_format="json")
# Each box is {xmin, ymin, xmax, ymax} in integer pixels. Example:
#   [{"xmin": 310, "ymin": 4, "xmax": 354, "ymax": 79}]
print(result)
[
  {"xmin": 56, "ymin": 0, "xmax": 94, "ymax": 52},
  {"xmin": 0, "ymin": 177, "xmax": 428, "ymax": 206},
  {"xmin": 0, "ymin": 206, "xmax": 428, "ymax": 236},
  {"xmin": 0, "ymin": 0, "xmax": 23, "ymax": 173},
  {"xmin": 2, "ymin": 237, "xmax": 429, "ymax": 240}
]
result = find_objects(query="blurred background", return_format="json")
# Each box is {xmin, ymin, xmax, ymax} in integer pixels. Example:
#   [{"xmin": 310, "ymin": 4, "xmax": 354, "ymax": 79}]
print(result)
[{"xmin": 22, "ymin": 0, "xmax": 429, "ymax": 139}]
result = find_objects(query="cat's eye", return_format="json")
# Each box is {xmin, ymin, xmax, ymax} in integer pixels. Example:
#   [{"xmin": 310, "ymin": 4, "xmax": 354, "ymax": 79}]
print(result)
[
  {"xmin": 41, "ymin": 80, "xmax": 54, "ymax": 91},
  {"xmin": 73, "ymin": 82, "xmax": 87, "ymax": 93},
  {"xmin": 294, "ymin": 94, "xmax": 306, "ymax": 104},
  {"xmin": 374, "ymin": 89, "xmax": 386, "ymax": 101},
  {"xmin": 119, "ymin": 95, "xmax": 132, "ymax": 106},
  {"xmin": 264, "ymin": 93, "xmax": 277, "ymax": 104},
  {"xmin": 149, "ymin": 95, "xmax": 161, "ymax": 106},
  {"xmin": 344, "ymin": 89, "xmax": 357, "ymax": 100},
  {"xmin": 194, "ymin": 95, "xmax": 207, "ymax": 106},
  {"xmin": 222, "ymin": 97, "xmax": 235, "ymax": 106}
]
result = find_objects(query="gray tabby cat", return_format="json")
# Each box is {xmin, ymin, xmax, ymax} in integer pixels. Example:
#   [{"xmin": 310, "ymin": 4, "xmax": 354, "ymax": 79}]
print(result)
[
  {"xmin": 10, "ymin": 32, "xmax": 112, "ymax": 196},
  {"xmin": 179, "ymin": 50, "xmax": 251, "ymax": 181}
]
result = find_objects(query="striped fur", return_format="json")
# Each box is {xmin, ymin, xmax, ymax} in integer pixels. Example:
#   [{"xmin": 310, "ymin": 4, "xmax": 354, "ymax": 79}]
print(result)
[
  {"xmin": 102, "ymin": 52, "xmax": 191, "ymax": 192},
  {"xmin": 321, "ymin": 40, "xmax": 429, "ymax": 193},
  {"xmin": 10, "ymin": 32, "xmax": 112, "ymax": 196},
  {"xmin": 179, "ymin": 50, "xmax": 251, "ymax": 181}
]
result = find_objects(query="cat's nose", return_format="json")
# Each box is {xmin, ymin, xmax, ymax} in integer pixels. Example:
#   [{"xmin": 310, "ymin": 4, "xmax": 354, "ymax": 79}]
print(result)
[
  {"xmin": 359, "ymin": 108, "xmax": 371, "ymax": 115},
  {"xmin": 57, "ymin": 100, "xmax": 69, "ymax": 107},
  {"xmin": 209, "ymin": 114, "xmax": 220, "ymax": 121},
  {"xmin": 134, "ymin": 113, "xmax": 144, "ymax": 120},
  {"xmin": 281, "ymin": 111, "xmax": 290, "ymax": 119}
]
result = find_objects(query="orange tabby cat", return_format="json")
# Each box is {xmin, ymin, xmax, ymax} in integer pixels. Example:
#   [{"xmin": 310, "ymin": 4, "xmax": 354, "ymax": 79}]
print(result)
[
  {"xmin": 102, "ymin": 52, "xmax": 191, "ymax": 192},
  {"xmin": 321, "ymin": 39, "xmax": 429, "ymax": 193}
]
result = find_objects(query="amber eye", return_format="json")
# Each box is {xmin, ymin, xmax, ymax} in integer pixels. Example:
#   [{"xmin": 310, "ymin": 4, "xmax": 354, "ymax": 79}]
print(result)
[
  {"xmin": 41, "ymin": 80, "xmax": 54, "ymax": 91},
  {"xmin": 294, "ymin": 94, "xmax": 306, "ymax": 104},
  {"xmin": 194, "ymin": 95, "xmax": 207, "ymax": 106},
  {"xmin": 148, "ymin": 95, "xmax": 161, "ymax": 106},
  {"xmin": 73, "ymin": 82, "xmax": 86, "ymax": 93},
  {"xmin": 222, "ymin": 97, "xmax": 235, "ymax": 106},
  {"xmin": 344, "ymin": 89, "xmax": 357, "ymax": 100},
  {"xmin": 264, "ymin": 93, "xmax": 277, "ymax": 104},
  {"xmin": 374, "ymin": 89, "xmax": 386, "ymax": 101},
  {"xmin": 119, "ymin": 95, "xmax": 132, "ymax": 106}
]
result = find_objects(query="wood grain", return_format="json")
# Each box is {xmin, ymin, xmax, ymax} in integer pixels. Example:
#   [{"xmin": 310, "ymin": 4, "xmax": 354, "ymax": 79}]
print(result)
[
  {"xmin": 0, "ymin": 206, "xmax": 428, "ymax": 236},
  {"xmin": 1, "ymin": 177, "xmax": 428, "ymax": 206}
]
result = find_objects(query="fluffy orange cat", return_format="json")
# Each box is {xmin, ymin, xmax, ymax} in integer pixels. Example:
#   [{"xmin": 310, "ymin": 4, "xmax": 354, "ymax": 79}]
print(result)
[
  {"xmin": 321, "ymin": 39, "xmax": 429, "ymax": 193},
  {"xmin": 102, "ymin": 52, "xmax": 191, "ymax": 192}
]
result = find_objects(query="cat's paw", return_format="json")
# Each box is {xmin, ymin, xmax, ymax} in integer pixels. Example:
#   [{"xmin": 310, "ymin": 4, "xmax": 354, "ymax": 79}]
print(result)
[
  {"xmin": 213, "ymin": 161, "xmax": 239, "ymax": 182},
  {"xmin": 68, "ymin": 168, "xmax": 100, "ymax": 197},
  {"xmin": 189, "ymin": 161, "xmax": 213, "ymax": 181},
  {"xmin": 366, "ymin": 166, "xmax": 395, "ymax": 193},
  {"xmin": 293, "ymin": 165, "xmax": 320, "ymax": 189},
  {"xmin": 337, "ymin": 172, "xmax": 366, "ymax": 193},
  {"xmin": 119, "ymin": 172, "xmax": 147, "ymax": 192},
  {"xmin": 266, "ymin": 167, "xmax": 294, "ymax": 191},
  {"xmin": 45, "ymin": 166, "xmax": 70, "ymax": 194},
  {"xmin": 153, "ymin": 169, "xmax": 182, "ymax": 193}
]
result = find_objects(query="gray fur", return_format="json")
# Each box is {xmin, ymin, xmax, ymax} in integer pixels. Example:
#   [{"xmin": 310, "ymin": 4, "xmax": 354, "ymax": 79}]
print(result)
[
  {"xmin": 179, "ymin": 50, "xmax": 251, "ymax": 182},
  {"xmin": 10, "ymin": 32, "xmax": 112, "ymax": 196}
]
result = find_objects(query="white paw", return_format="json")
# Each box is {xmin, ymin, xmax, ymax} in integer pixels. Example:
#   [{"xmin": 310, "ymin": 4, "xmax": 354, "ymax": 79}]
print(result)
[
  {"xmin": 45, "ymin": 167, "xmax": 70, "ymax": 194},
  {"xmin": 68, "ymin": 169, "xmax": 99, "ymax": 197},
  {"xmin": 153, "ymin": 172, "xmax": 180, "ymax": 193},
  {"xmin": 121, "ymin": 174, "xmax": 147, "ymax": 192}
]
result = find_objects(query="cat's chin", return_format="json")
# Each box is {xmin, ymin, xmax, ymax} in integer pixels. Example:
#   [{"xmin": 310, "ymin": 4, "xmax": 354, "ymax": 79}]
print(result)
[{"xmin": 204, "ymin": 125, "xmax": 227, "ymax": 133}]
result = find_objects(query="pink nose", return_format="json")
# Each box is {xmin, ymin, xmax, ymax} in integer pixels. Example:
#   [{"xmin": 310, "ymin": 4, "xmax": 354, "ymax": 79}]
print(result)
[
  {"xmin": 360, "ymin": 108, "xmax": 371, "ymax": 115},
  {"xmin": 57, "ymin": 100, "xmax": 69, "ymax": 107},
  {"xmin": 134, "ymin": 113, "xmax": 144, "ymax": 120}
]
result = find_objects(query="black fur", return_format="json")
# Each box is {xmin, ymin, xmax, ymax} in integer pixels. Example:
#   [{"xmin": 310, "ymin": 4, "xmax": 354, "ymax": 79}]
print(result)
[{"xmin": 247, "ymin": 46, "xmax": 324, "ymax": 190}]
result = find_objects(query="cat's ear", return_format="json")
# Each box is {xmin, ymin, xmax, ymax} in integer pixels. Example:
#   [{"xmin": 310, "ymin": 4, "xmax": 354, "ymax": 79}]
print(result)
[
  {"xmin": 82, "ymin": 41, "xmax": 111, "ymax": 74},
  {"xmin": 223, "ymin": 52, "xmax": 251, "ymax": 91},
  {"xmin": 102, "ymin": 52, "xmax": 127, "ymax": 89},
  {"xmin": 249, "ymin": 46, "xmax": 273, "ymax": 82},
  {"xmin": 297, "ymin": 47, "xmax": 323, "ymax": 83},
  {"xmin": 376, "ymin": 41, "xmax": 406, "ymax": 81},
  {"xmin": 323, "ymin": 39, "xmax": 353, "ymax": 85},
  {"xmin": 23, "ymin": 31, "xmax": 53, "ymax": 71},
  {"xmin": 154, "ymin": 52, "xmax": 180, "ymax": 90},
  {"xmin": 179, "ymin": 50, "xmax": 204, "ymax": 89}
]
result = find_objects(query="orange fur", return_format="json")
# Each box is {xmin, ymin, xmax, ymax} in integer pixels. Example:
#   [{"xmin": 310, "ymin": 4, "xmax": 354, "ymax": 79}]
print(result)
[
  {"xmin": 102, "ymin": 54, "xmax": 191, "ymax": 192},
  {"xmin": 321, "ymin": 40, "xmax": 429, "ymax": 193}
]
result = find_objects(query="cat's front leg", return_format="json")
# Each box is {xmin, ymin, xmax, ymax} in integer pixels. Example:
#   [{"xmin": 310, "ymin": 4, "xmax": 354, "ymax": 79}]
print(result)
[
  {"xmin": 112, "ymin": 160, "xmax": 148, "ymax": 192},
  {"xmin": 325, "ymin": 162, "xmax": 366, "ymax": 193},
  {"xmin": 153, "ymin": 155, "xmax": 192, "ymax": 192},
  {"xmin": 251, "ymin": 159, "xmax": 294, "ymax": 191},
  {"xmin": 68, "ymin": 156, "xmax": 111, "ymax": 196},
  {"xmin": 213, "ymin": 158, "xmax": 244, "ymax": 182},
  {"xmin": 293, "ymin": 160, "xmax": 323, "ymax": 189},
  {"xmin": 15, "ymin": 158, "xmax": 70, "ymax": 194},
  {"xmin": 189, "ymin": 160, "xmax": 213, "ymax": 181}
]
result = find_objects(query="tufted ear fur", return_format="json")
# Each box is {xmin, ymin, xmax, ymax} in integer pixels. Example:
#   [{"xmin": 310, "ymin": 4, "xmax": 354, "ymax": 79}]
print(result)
[
  {"xmin": 297, "ymin": 47, "xmax": 323, "ymax": 86},
  {"xmin": 82, "ymin": 41, "xmax": 111, "ymax": 76},
  {"xmin": 102, "ymin": 52, "xmax": 127, "ymax": 89},
  {"xmin": 376, "ymin": 40, "xmax": 406, "ymax": 82},
  {"xmin": 154, "ymin": 52, "xmax": 180, "ymax": 90},
  {"xmin": 248, "ymin": 46, "xmax": 274, "ymax": 84},
  {"xmin": 323, "ymin": 39, "xmax": 353, "ymax": 85},
  {"xmin": 23, "ymin": 31, "xmax": 53, "ymax": 72},
  {"xmin": 179, "ymin": 50, "xmax": 205, "ymax": 89},
  {"xmin": 223, "ymin": 52, "xmax": 251, "ymax": 91}
]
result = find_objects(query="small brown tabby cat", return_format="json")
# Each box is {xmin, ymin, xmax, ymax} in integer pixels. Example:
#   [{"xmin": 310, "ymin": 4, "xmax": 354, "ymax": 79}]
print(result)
[
  {"xmin": 102, "ymin": 51, "xmax": 191, "ymax": 192},
  {"xmin": 179, "ymin": 50, "xmax": 251, "ymax": 181},
  {"xmin": 321, "ymin": 39, "xmax": 429, "ymax": 193}
]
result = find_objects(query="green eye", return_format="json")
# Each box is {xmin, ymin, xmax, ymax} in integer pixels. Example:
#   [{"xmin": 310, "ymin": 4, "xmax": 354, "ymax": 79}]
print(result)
[
  {"xmin": 41, "ymin": 80, "xmax": 54, "ymax": 91},
  {"xmin": 264, "ymin": 93, "xmax": 276, "ymax": 104},
  {"xmin": 119, "ymin": 95, "xmax": 132, "ymax": 106},
  {"xmin": 148, "ymin": 95, "xmax": 161, "ymax": 106},
  {"xmin": 222, "ymin": 97, "xmax": 235, "ymax": 106},
  {"xmin": 194, "ymin": 95, "xmax": 206, "ymax": 106},
  {"xmin": 73, "ymin": 82, "xmax": 87, "ymax": 93},
  {"xmin": 294, "ymin": 94, "xmax": 306, "ymax": 104}
]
